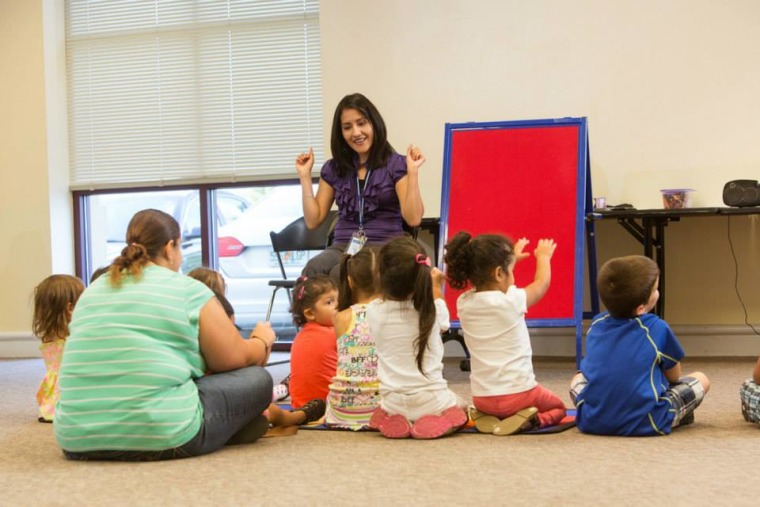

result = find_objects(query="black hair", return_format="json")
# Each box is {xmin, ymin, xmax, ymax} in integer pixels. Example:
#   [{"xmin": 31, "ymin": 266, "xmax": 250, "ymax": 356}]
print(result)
[
  {"xmin": 337, "ymin": 247, "xmax": 379, "ymax": 311},
  {"xmin": 330, "ymin": 93, "xmax": 395, "ymax": 178},
  {"xmin": 290, "ymin": 274, "xmax": 338, "ymax": 327},
  {"xmin": 444, "ymin": 231, "xmax": 515, "ymax": 290}
]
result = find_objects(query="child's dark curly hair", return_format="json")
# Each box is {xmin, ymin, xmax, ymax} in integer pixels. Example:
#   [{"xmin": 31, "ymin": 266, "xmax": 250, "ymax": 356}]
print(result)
[
  {"xmin": 290, "ymin": 274, "xmax": 338, "ymax": 327},
  {"xmin": 445, "ymin": 231, "xmax": 515, "ymax": 290}
]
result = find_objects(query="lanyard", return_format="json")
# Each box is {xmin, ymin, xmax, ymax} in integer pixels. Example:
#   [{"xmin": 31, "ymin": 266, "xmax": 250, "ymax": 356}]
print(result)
[{"xmin": 356, "ymin": 169, "xmax": 373, "ymax": 230}]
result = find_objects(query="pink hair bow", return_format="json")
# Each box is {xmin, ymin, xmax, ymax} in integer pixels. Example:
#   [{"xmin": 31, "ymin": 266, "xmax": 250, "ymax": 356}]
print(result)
[{"xmin": 415, "ymin": 253, "xmax": 431, "ymax": 267}]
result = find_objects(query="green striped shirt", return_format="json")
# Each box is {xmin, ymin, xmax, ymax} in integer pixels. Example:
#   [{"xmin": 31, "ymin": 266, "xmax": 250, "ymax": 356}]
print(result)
[{"xmin": 54, "ymin": 265, "xmax": 214, "ymax": 452}]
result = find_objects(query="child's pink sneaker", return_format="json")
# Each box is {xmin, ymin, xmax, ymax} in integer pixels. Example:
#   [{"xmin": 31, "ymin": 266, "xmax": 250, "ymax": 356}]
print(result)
[
  {"xmin": 410, "ymin": 406, "xmax": 468, "ymax": 439},
  {"xmin": 369, "ymin": 408, "xmax": 412, "ymax": 439}
]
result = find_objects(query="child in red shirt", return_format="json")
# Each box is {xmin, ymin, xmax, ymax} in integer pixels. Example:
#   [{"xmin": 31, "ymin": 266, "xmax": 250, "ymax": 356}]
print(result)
[{"xmin": 289, "ymin": 275, "xmax": 339, "ymax": 409}]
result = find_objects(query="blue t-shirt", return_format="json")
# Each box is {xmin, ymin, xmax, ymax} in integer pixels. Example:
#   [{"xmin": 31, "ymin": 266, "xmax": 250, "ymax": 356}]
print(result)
[{"xmin": 576, "ymin": 312, "xmax": 685, "ymax": 436}]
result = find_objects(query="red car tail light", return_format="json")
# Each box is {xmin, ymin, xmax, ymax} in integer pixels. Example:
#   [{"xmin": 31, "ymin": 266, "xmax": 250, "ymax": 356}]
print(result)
[{"xmin": 218, "ymin": 236, "xmax": 245, "ymax": 257}]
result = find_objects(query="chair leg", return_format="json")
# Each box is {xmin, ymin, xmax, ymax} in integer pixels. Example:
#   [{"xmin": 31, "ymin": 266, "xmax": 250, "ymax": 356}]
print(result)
[
  {"xmin": 265, "ymin": 287, "xmax": 282, "ymax": 322},
  {"xmin": 442, "ymin": 329, "xmax": 471, "ymax": 371},
  {"xmin": 265, "ymin": 287, "xmax": 294, "ymax": 322}
]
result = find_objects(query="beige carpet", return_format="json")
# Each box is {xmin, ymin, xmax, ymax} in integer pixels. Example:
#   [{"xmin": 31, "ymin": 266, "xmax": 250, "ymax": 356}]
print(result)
[{"xmin": 1, "ymin": 356, "xmax": 758, "ymax": 506}]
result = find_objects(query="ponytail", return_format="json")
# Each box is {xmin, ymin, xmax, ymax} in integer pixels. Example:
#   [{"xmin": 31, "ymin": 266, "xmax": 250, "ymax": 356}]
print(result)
[
  {"xmin": 378, "ymin": 237, "xmax": 436, "ymax": 376},
  {"xmin": 412, "ymin": 261, "xmax": 435, "ymax": 375},
  {"xmin": 110, "ymin": 209, "xmax": 181, "ymax": 287},
  {"xmin": 337, "ymin": 254, "xmax": 354, "ymax": 311},
  {"xmin": 444, "ymin": 231, "xmax": 515, "ymax": 291},
  {"xmin": 443, "ymin": 231, "xmax": 473, "ymax": 290}
]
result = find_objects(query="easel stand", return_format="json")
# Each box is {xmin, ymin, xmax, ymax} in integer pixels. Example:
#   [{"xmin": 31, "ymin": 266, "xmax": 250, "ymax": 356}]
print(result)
[{"xmin": 439, "ymin": 117, "xmax": 594, "ymax": 369}]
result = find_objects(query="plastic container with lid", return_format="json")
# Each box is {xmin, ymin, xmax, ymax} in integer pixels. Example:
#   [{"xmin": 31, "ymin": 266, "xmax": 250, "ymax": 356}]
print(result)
[{"xmin": 660, "ymin": 188, "xmax": 694, "ymax": 209}]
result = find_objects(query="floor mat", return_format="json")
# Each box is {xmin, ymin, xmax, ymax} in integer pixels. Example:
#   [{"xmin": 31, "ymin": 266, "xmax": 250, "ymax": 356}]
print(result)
[{"xmin": 277, "ymin": 403, "xmax": 576, "ymax": 434}]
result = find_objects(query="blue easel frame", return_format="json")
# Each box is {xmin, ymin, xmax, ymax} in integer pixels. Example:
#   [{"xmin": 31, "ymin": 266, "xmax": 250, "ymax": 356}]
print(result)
[{"xmin": 439, "ymin": 117, "xmax": 593, "ymax": 367}]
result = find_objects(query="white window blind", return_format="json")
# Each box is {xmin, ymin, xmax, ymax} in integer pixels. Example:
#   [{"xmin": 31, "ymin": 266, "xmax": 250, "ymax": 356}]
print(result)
[{"xmin": 66, "ymin": 0, "xmax": 322, "ymax": 190}]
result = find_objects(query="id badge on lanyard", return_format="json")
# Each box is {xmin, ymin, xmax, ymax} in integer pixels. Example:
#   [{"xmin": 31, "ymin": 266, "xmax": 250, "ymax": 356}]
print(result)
[{"xmin": 345, "ymin": 169, "xmax": 372, "ymax": 255}]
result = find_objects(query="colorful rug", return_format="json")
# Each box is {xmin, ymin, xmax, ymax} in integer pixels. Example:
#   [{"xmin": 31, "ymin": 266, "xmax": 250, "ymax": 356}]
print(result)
[{"xmin": 278, "ymin": 403, "xmax": 576, "ymax": 435}]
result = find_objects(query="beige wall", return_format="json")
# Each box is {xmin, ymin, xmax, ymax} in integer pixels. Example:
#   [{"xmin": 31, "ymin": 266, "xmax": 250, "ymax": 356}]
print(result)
[
  {"xmin": 1, "ymin": 0, "xmax": 66, "ymax": 344},
  {"xmin": 320, "ymin": 0, "xmax": 760, "ymax": 330},
  {"xmin": 1, "ymin": 1, "xmax": 759, "ymax": 355}
]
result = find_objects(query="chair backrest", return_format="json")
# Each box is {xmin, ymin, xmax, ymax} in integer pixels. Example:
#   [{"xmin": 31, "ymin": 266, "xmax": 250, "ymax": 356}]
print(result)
[{"xmin": 270, "ymin": 211, "xmax": 339, "ymax": 279}]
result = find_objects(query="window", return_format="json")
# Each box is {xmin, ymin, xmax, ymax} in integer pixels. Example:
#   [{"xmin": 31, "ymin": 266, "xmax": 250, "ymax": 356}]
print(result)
[
  {"xmin": 67, "ymin": 1, "xmax": 323, "ymax": 339},
  {"xmin": 78, "ymin": 183, "xmax": 311, "ymax": 339},
  {"xmin": 66, "ymin": 0, "xmax": 323, "ymax": 189}
]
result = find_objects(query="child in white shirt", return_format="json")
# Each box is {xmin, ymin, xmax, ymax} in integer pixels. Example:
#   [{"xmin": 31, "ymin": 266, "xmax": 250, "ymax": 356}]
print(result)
[
  {"xmin": 445, "ymin": 231, "xmax": 565, "ymax": 435},
  {"xmin": 368, "ymin": 236, "xmax": 468, "ymax": 439}
]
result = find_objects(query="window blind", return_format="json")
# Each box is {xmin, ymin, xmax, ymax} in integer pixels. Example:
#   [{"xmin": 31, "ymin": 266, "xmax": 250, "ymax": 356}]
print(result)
[{"xmin": 66, "ymin": 0, "xmax": 322, "ymax": 190}]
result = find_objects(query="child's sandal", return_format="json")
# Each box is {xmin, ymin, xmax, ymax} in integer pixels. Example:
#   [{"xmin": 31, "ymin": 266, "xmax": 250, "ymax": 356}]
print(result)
[
  {"xmin": 492, "ymin": 407, "xmax": 539, "ymax": 436},
  {"xmin": 293, "ymin": 398, "xmax": 326, "ymax": 424},
  {"xmin": 468, "ymin": 407, "xmax": 501, "ymax": 434}
]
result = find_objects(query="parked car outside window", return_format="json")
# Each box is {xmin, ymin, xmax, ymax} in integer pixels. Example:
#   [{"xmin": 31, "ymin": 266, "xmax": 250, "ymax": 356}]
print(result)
[
  {"xmin": 91, "ymin": 190, "xmax": 251, "ymax": 273},
  {"xmin": 217, "ymin": 185, "xmax": 320, "ymax": 337}
]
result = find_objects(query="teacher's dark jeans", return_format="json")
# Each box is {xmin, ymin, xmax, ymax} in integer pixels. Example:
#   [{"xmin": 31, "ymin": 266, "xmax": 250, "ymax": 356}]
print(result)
[
  {"xmin": 302, "ymin": 244, "xmax": 347, "ymax": 283},
  {"xmin": 63, "ymin": 366, "xmax": 273, "ymax": 462}
]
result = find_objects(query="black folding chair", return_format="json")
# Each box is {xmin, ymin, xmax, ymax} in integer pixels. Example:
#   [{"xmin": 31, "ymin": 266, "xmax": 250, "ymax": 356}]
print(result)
[{"xmin": 265, "ymin": 211, "xmax": 339, "ymax": 321}]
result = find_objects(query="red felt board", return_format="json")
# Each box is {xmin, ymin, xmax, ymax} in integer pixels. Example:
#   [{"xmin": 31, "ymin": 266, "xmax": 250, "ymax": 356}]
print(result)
[{"xmin": 442, "ymin": 124, "xmax": 582, "ymax": 322}]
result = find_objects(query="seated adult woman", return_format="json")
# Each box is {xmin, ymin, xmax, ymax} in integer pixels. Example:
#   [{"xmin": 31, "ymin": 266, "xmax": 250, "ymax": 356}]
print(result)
[
  {"xmin": 296, "ymin": 92, "xmax": 426, "ymax": 279},
  {"xmin": 55, "ymin": 209, "xmax": 276, "ymax": 461}
]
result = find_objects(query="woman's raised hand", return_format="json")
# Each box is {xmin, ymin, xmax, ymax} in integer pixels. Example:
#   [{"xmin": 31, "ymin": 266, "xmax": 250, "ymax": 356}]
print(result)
[
  {"xmin": 295, "ymin": 147, "xmax": 315, "ymax": 178},
  {"xmin": 406, "ymin": 144, "xmax": 426, "ymax": 174}
]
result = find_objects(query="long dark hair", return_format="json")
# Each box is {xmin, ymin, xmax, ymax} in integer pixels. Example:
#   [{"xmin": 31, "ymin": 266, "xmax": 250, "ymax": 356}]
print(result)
[
  {"xmin": 330, "ymin": 93, "xmax": 395, "ymax": 178},
  {"xmin": 378, "ymin": 236, "xmax": 435, "ymax": 375},
  {"xmin": 445, "ymin": 231, "xmax": 515, "ymax": 290},
  {"xmin": 338, "ymin": 247, "xmax": 378, "ymax": 311},
  {"xmin": 110, "ymin": 209, "xmax": 180, "ymax": 287}
]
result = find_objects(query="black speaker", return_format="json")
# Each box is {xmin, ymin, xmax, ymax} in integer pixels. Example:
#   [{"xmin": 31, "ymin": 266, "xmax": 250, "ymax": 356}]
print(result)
[{"xmin": 723, "ymin": 180, "xmax": 760, "ymax": 207}]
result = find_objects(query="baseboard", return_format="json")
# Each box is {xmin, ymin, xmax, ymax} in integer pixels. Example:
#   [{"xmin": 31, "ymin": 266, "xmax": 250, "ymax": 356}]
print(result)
[
  {"xmin": 442, "ymin": 324, "xmax": 760, "ymax": 358},
  {"xmin": 0, "ymin": 334, "xmax": 297, "ymax": 362},
  {"xmin": 3, "ymin": 325, "xmax": 759, "ymax": 359},
  {"xmin": 0, "ymin": 333, "xmax": 40, "ymax": 358}
]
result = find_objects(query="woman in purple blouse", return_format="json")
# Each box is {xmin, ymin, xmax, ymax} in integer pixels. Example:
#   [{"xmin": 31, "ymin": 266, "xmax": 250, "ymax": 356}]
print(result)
[{"xmin": 295, "ymin": 93, "xmax": 426, "ymax": 279}]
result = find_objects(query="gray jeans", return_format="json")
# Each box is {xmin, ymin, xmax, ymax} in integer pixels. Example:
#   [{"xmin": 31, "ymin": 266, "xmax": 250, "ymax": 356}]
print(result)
[{"xmin": 62, "ymin": 366, "xmax": 273, "ymax": 462}]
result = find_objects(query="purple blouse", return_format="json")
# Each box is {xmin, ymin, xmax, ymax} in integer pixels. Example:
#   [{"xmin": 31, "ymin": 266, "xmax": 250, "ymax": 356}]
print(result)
[{"xmin": 320, "ymin": 152, "xmax": 407, "ymax": 245}]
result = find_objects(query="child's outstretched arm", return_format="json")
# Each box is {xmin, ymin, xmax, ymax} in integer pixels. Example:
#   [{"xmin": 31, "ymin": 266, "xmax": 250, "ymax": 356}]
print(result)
[
  {"xmin": 430, "ymin": 267, "xmax": 451, "ymax": 332},
  {"xmin": 525, "ymin": 239, "xmax": 557, "ymax": 308},
  {"xmin": 431, "ymin": 267, "xmax": 446, "ymax": 300}
]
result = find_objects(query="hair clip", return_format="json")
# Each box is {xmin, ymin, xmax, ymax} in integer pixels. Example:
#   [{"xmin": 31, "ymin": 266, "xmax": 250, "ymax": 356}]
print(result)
[
  {"xmin": 415, "ymin": 253, "xmax": 431, "ymax": 267},
  {"xmin": 297, "ymin": 284, "xmax": 306, "ymax": 300}
]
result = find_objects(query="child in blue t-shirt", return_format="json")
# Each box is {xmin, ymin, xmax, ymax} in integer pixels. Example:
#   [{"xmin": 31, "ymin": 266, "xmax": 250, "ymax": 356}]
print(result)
[{"xmin": 570, "ymin": 255, "xmax": 710, "ymax": 436}]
